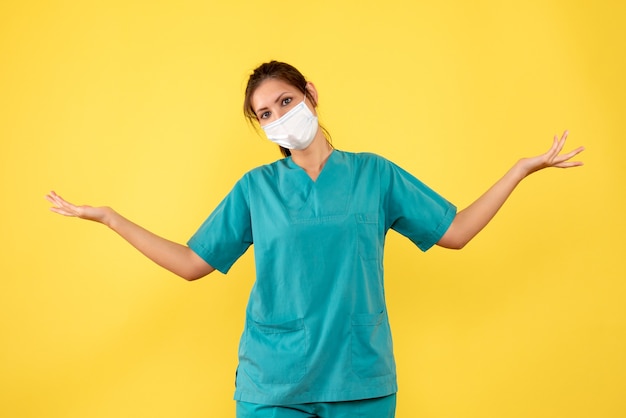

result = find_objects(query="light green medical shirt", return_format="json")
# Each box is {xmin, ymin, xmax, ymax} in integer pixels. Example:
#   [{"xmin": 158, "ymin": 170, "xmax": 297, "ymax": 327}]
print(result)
[{"xmin": 188, "ymin": 150, "xmax": 456, "ymax": 405}]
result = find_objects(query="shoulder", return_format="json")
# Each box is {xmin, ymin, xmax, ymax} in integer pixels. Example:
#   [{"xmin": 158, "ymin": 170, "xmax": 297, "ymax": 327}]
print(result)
[
  {"xmin": 335, "ymin": 150, "xmax": 386, "ymax": 161},
  {"xmin": 334, "ymin": 150, "xmax": 393, "ymax": 167},
  {"xmin": 242, "ymin": 158, "xmax": 290, "ymax": 179},
  {"xmin": 335, "ymin": 150, "xmax": 402, "ymax": 177}
]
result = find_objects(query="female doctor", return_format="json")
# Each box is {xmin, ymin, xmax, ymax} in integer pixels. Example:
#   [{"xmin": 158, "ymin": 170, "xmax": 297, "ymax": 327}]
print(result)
[{"xmin": 47, "ymin": 61, "xmax": 584, "ymax": 418}]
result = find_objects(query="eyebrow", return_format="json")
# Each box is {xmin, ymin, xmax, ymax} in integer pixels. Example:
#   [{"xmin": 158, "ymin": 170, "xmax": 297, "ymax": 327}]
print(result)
[{"xmin": 254, "ymin": 92, "xmax": 291, "ymax": 115}]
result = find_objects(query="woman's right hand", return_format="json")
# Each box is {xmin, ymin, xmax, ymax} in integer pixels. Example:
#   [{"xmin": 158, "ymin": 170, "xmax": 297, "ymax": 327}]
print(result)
[
  {"xmin": 46, "ymin": 190, "xmax": 215, "ymax": 280},
  {"xmin": 46, "ymin": 191, "xmax": 113, "ymax": 225}
]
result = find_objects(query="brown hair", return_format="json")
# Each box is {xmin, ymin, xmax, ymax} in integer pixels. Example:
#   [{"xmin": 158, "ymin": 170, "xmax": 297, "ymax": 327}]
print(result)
[{"xmin": 243, "ymin": 61, "xmax": 331, "ymax": 157}]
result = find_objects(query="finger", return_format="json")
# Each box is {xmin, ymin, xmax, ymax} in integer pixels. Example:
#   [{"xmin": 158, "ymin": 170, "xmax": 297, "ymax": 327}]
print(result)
[
  {"xmin": 46, "ymin": 193, "xmax": 66, "ymax": 209},
  {"xmin": 51, "ymin": 191, "xmax": 68, "ymax": 205},
  {"xmin": 49, "ymin": 195, "xmax": 69, "ymax": 211},
  {"xmin": 554, "ymin": 146, "xmax": 585, "ymax": 164},
  {"xmin": 553, "ymin": 160, "xmax": 584, "ymax": 168},
  {"xmin": 45, "ymin": 194, "xmax": 57, "ymax": 205},
  {"xmin": 47, "ymin": 194, "xmax": 81, "ymax": 217},
  {"xmin": 51, "ymin": 192, "xmax": 78, "ymax": 212},
  {"xmin": 549, "ymin": 130, "xmax": 568, "ymax": 160},
  {"xmin": 47, "ymin": 190, "xmax": 63, "ymax": 203},
  {"xmin": 555, "ymin": 130, "xmax": 568, "ymax": 154},
  {"xmin": 49, "ymin": 206, "xmax": 77, "ymax": 217},
  {"xmin": 546, "ymin": 134, "xmax": 561, "ymax": 160}
]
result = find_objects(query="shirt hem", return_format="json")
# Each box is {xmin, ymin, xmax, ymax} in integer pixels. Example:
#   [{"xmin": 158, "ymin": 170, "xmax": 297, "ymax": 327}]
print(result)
[{"xmin": 233, "ymin": 381, "xmax": 398, "ymax": 406}]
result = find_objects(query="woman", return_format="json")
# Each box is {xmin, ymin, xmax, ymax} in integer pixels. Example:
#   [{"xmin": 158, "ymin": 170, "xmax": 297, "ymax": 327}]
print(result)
[{"xmin": 47, "ymin": 61, "xmax": 584, "ymax": 418}]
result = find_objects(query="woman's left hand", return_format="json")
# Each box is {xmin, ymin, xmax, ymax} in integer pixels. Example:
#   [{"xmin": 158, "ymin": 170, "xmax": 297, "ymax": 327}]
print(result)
[{"xmin": 518, "ymin": 130, "xmax": 585, "ymax": 176}]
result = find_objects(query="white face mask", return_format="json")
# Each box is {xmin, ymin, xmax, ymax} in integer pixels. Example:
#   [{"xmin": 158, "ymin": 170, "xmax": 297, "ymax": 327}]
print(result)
[{"xmin": 261, "ymin": 95, "xmax": 319, "ymax": 150}]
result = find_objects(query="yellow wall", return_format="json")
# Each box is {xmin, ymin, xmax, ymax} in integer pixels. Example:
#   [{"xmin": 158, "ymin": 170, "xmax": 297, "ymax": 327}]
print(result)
[{"xmin": 1, "ymin": 1, "xmax": 624, "ymax": 417}]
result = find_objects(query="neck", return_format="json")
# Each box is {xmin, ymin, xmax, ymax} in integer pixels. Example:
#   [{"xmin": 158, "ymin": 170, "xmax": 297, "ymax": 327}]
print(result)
[{"xmin": 290, "ymin": 131, "xmax": 333, "ymax": 181}]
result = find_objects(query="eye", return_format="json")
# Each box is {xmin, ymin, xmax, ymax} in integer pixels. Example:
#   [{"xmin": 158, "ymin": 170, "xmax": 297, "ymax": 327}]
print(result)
[
  {"xmin": 259, "ymin": 111, "xmax": 271, "ymax": 119},
  {"xmin": 281, "ymin": 97, "xmax": 292, "ymax": 106}
]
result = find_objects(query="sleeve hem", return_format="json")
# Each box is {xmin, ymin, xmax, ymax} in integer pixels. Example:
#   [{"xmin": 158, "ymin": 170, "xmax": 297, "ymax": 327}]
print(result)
[
  {"xmin": 187, "ymin": 239, "xmax": 232, "ymax": 275},
  {"xmin": 416, "ymin": 203, "xmax": 457, "ymax": 252}
]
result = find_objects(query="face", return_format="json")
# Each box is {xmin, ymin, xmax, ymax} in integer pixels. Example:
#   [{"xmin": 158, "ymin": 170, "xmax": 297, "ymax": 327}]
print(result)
[{"xmin": 251, "ymin": 78, "xmax": 317, "ymax": 127}]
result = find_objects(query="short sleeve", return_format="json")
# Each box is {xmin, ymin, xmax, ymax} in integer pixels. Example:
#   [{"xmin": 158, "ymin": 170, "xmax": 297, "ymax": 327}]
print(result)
[
  {"xmin": 187, "ymin": 175, "xmax": 253, "ymax": 274},
  {"xmin": 383, "ymin": 160, "xmax": 456, "ymax": 251}
]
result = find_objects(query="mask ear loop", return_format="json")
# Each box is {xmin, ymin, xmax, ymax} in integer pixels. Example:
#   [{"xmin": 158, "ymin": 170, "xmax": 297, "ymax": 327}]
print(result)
[{"xmin": 302, "ymin": 84, "xmax": 308, "ymax": 104}]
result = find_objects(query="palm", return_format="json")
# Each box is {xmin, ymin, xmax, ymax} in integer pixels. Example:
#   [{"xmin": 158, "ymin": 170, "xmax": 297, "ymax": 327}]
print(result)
[
  {"xmin": 46, "ymin": 191, "xmax": 109, "ymax": 223},
  {"xmin": 520, "ymin": 131, "xmax": 584, "ymax": 175}
]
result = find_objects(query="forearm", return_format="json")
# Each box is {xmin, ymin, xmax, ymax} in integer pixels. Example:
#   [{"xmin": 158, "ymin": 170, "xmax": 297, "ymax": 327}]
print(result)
[
  {"xmin": 46, "ymin": 191, "xmax": 214, "ymax": 280},
  {"xmin": 104, "ymin": 209, "xmax": 214, "ymax": 280},
  {"xmin": 437, "ymin": 132, "xmax": 584, "ymax": 249},
  {"xmin": 438, "ymin": 161, "xmax": 527, "ymax": 249}
]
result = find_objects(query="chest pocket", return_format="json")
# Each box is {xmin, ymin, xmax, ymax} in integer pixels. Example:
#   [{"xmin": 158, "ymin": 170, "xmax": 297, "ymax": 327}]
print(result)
[{"xmin": 356, "ymin": 213, "xmax": 380, "ymax": 261}]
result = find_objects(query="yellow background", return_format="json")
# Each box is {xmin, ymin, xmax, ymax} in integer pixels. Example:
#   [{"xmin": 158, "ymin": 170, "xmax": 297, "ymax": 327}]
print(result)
[{"xmin": 1, "ymin": 0, "xmax": 624, "ymax": 417}]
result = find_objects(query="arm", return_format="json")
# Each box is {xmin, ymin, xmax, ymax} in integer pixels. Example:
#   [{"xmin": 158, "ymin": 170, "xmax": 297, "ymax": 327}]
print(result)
[
  {"xmin": 437, "ymin": 131, "xmax": 584, "ymax": 249},
  {"xmin": 46, "ymin": 191, "xmax": 215, "ymax": 280}
]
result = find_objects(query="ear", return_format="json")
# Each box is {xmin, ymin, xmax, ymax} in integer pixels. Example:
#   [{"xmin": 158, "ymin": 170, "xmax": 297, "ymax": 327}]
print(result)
[{"xmin": 305, "ymin": 82, "xmax": 319, "ymax": 106}]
